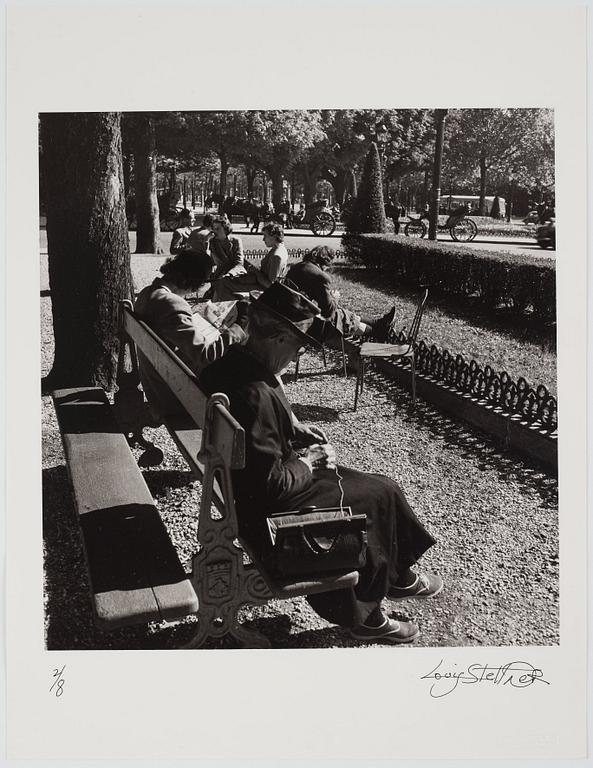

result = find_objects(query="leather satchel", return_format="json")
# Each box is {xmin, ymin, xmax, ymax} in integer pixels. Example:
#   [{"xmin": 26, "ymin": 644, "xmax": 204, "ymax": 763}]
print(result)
[{"xmin": 266, "ymin": 506, "xmax": 367, "ymax": 579}]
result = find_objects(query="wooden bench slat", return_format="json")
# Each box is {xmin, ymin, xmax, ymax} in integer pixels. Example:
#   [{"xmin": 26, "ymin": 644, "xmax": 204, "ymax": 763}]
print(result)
[
  {"xmin": 122, "ymin": 308, "xmax": 245, "ymax": 468},
  {"xmin": 164, "ymin": 415, "xmax": 226, "ymax": 511},
  {"xmin": 53, "ymin": 387, "xmax": 198, "ymax": 629}
]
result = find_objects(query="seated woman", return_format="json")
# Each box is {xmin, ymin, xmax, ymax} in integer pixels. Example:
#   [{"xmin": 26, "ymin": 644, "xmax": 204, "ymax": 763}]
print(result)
[
  {"xmin": 211, "ymin": 222, "xmax": 289, "ymax": 301},
  {"xmin": 169, "ymin": 208, "xmax": 194, "ymax": 254},
  {"xmin": 209, "ymin": 214, "xmax": 247, "ymax": 281},
  {"xmin": 199, "ymin": 282, "xmax": 443, "ymax": 644},
  {"xmin": 134, "ymin": 241, "xmax": 248, "ymax": 422},
  {"xmin": 285, "ymin": 245, "xmax": 395, "ymax": 340},
  {"xmin": 183, "ymin": 213, "xmax": 214, "ymax": 253}
]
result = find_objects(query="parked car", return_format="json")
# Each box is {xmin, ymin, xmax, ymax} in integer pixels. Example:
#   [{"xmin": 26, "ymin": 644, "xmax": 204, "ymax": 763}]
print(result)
[{"xmin": 536, "ymin": 219, "xmax": 556, "ymax": 249}]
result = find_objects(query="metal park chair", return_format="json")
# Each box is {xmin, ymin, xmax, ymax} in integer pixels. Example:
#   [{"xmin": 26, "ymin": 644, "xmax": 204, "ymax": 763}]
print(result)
[
  {"xmin": 294, "ymin": 320, "xmax": 348, "ymax": 381},
  {"xmin": 353, "ymin": 288, "xmax": 429, "ymax": 410}
]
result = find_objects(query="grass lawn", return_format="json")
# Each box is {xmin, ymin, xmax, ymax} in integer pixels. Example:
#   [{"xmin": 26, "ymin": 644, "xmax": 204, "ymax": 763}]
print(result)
[{"xmin": 329, "ymin": 266, "xmax": 557, "ymax": 396}]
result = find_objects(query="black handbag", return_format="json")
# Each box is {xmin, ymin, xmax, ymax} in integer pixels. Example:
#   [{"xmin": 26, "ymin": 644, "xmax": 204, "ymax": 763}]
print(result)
[{"xmin": 266, "ymin": 506, "xmax": 367, "ymax": 579}]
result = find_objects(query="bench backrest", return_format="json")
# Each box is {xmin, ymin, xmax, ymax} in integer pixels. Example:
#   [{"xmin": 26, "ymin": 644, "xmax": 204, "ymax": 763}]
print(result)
[{"xmin": 120, "ymin": 302, "xmax": 245, "ymax": 470}]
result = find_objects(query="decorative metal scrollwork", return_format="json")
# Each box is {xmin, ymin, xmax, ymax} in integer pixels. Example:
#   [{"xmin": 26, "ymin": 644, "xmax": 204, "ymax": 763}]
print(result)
[{"xmin": 394, "ymin": 337, "xmax": 558, "ymax": 433}]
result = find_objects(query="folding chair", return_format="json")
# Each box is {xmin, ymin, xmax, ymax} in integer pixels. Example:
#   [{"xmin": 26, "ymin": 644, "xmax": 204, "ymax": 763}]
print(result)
[
  {"xmin": 294, "ymin": 321, "xmax": 348, "ymax": 381},
  {"xmin": 353, "ymin": 288, "xmax": 429, "ymax": 410}
]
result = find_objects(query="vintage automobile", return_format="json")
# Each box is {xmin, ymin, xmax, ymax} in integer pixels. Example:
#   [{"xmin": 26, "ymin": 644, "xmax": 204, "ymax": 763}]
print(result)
[{"xmin": 536, "ymin": 219, "xmax": 556, "ymax": 249}]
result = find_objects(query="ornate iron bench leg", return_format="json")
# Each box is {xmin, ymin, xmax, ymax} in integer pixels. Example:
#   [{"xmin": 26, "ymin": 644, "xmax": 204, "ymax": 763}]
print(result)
[{"xmin": 186, "ymin": 409, "xmax": 274, "ymax": 649}]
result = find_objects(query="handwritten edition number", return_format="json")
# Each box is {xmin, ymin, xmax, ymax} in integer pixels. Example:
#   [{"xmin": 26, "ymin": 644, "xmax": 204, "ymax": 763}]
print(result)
[{"xmin": 50, "ymin": 665, "xmax": 66, "ymax": 697}]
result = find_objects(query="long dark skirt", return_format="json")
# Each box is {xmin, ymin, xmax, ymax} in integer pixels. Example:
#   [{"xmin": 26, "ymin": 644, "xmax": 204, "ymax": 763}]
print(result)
[{"xmin": 241, "ymin": 466, "xmax": 436, "ymax": 628}]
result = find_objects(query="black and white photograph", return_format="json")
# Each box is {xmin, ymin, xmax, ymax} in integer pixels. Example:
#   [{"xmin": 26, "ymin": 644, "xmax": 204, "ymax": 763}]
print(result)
[
  {"xmin": 5, "ymin": 3, "xmax": 589, "ymax": 762},
  {"xmin": 40, "ymin": 107, "xmax": 559, "ymax": 651}
]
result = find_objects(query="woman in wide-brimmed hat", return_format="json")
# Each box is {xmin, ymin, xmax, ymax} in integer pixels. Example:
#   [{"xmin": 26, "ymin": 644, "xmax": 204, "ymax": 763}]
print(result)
[{"xmin": 199, "ymin": 281, "xmax": 442, "ymax": 645}]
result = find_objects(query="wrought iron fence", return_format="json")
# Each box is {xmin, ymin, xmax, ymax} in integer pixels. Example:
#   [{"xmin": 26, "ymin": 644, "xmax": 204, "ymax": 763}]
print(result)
[
  {"xmin": 385, "ymin": 331, "xmax": 557, "ymax": 433},
  {"xmin": 244, "ymin": 248, "xmax": 349, "ymax": 264}
]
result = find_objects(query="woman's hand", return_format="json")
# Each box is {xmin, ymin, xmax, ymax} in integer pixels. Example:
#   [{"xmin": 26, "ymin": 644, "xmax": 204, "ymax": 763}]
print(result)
[{"xmin": 303, "ymin": 442, "xmax": 336, "ymax": 471}]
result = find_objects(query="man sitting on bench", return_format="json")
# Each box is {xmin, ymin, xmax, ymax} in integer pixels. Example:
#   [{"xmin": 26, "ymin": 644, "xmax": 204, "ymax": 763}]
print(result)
[
  {"xmin": 199, "ymin": 282, "xmax": 443, "ymax": 645},
  {"xmin": 134, "ymin": 244, "xmax": 249, "ymax": 421}
]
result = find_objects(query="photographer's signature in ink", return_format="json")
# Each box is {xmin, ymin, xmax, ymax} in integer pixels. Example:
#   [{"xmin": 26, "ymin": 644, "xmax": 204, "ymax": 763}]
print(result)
[{"xmin": 420, "ymin": 659, "xmax": 549, "ymax": 698}]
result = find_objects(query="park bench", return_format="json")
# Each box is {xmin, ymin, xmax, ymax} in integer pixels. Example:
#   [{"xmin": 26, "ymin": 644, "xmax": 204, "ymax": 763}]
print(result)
[{"xmin": 53, "ymin": 300, "xmax": 358, "ymax": 648}]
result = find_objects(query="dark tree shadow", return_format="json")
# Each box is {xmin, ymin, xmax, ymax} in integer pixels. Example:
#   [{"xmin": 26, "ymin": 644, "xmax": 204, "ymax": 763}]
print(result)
[
  {"xmin": 40, "ymin": 289, "xmax": 51, "ymax": 297},
  {"xmin": 291, "ymin": 404, "xmax": 340, "ymax": 423},
  {"xmin": 141, "ymin": 468, "xmax": 196, "ymax": 497}
]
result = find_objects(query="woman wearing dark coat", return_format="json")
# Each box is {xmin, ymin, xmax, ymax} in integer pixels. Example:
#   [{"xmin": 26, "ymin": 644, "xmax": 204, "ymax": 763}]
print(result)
[
  {"xmin": 208, "ymin": 214, "xmax": 247, "ymax": 281},
  {"xmin": 199, "ymin": 282, "xmax": 442, "ymax": 644},
  {"xmin": 285, "ymin": 246, "xmax": 395, "ymax": 339}
]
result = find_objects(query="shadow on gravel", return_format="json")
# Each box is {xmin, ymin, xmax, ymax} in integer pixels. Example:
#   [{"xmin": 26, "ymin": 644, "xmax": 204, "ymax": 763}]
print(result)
[
  {"xmin": 360, "ymin": 369, "xmax": 558, "ymax": 508},
  {"xmin": 292, "ymin": 404, "xmax": 340, "ymax": 423},
  {"xmin": 141, "ymin": 468, "xmax": 196, "ymax": 497},
  {"xmin": 334, "ymin": 266, "xmax": 556, "ymax": 350}
]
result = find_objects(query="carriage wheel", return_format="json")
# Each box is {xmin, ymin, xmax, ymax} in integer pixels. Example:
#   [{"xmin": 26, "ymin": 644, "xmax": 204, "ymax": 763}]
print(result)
[
  {"xmin": 404, "ymin": 220, "xmax": 427, "ymax": 238},
  {"xmin": 311, "ymin": 212, "xmax": 336, "ymax": 237},
  {"xmin": 451, "ymin": 218, "xmax": 478, "ymax": 242}
]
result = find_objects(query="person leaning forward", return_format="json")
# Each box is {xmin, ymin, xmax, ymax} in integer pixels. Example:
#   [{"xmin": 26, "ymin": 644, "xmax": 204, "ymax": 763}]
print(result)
[
  {"xmin": 199, "ymin": 281, "xmax": 443, "ymax": 644},
  {"xmin": 134, "ymin": 248, "xmax": 248, "ymax": 422}
]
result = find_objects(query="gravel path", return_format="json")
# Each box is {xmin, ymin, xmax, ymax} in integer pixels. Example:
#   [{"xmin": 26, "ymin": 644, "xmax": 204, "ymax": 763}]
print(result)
[{"xmin": 41, "ymin": 254, "xmax": 559, "ymax": 650}]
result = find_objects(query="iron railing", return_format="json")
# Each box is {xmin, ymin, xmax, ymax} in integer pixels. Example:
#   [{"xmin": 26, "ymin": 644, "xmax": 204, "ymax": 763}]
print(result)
[
  {"xmin": 244, "ymin": 248, "xmax": 349, "ymax": 264},
  {"xmin": 384, "ymin": 331, "xmax": 557, "ymax": 433}
]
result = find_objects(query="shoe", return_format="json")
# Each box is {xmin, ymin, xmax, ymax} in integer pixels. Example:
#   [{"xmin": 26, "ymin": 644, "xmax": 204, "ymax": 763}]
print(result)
[
  {"xmin": 371, "ymin": 305, "xmax": 396, "ymax": 342},
  {"xmin": 388, "ymin": 572, "xmax": 444, "ymax": 601},
  {"xmin": 349, "ymin": 617, "xmax": 420, "ymax": 645}
]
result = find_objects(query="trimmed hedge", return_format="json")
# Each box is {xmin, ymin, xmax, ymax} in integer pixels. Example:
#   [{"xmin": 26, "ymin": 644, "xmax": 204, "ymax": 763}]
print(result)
[{"xmin": 341, "ymin": 233, "xmax": 556, "ymax": 319}]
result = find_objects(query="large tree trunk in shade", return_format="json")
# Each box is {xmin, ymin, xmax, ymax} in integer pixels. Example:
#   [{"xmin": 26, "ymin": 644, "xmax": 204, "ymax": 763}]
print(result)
[
  {"xmin": 132, "ymin": 114, "xmax": 162, "ymax": 254},
  {"xmin": 40, "ymin": 112, "xmax": 133, "ymax": 390}
]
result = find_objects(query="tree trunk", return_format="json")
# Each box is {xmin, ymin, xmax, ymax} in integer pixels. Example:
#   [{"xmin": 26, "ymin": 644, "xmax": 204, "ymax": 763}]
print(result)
[
  {"xmin": 262, "ymin": 172, "xmax": 269, "ymax": 204},
  {"xmin": 219, "ymin": 154, "xmax": 228, "ymax": 211},
  {"xmin": 422, "ymin": 168, "xmax": 430, "ymax": 209},
  {"xmin": 506, "ymin": 181, "xmax": 513, "ymax": 222},
  {"xmin": 478, "ymin": 153, "xmax": 488, "ymax": 215},
  {"xmin": 168, "ymin": 167, "xmax": 178, "ymax": 206},
  {"xmin": 270, "ymin": 166, "xmax": 284, "ymax": 210},
  {"xmin": 40, "ymin": 112, "xmax": 133, "ymax": 390},
  {"xmin": 302, "ymin": 166, "xmax": 316, "ymax": 206},
  {"xmin": 332, "ymin": 168, "xmax": 348, "ymax": 205},
  {"xmin": 122, "ymin": 152, "xmax": 132, "ymax": 199},
  {"xmin": 245, "ymin": 166, "xmax": 257, "ymax": 198},
  {"xmin": 350, "ymin": 168, "xmax": 358, "ymax": 198},
  {"xmin": 132, "ymin": 114, "xmax": 162, "ymax": 254},
  {"xmin": 245, "ymin": 165, "xmax": 257, "ymax": 198}
]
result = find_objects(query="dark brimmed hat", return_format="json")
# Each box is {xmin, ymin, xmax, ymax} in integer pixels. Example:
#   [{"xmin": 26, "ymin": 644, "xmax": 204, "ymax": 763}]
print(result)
[{"xmin": 250, "ymin": 282, "xmax": 322, "ymax": 348}]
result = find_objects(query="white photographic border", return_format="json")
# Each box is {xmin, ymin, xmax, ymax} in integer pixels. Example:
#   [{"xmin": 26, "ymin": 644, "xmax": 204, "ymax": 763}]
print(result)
[{"xmin": 3, "ymin": 1, "xmax": 591, "ymax": 762}]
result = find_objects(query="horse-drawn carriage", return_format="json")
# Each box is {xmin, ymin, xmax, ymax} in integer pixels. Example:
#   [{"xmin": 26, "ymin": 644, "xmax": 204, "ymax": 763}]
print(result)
[{"xmin": 292, "ymin": 199, "xmax": 336, "ymax": 236}]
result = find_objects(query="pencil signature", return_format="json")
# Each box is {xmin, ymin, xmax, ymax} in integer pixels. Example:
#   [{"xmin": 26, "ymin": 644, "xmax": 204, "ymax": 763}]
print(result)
[{"xmin": 420, "ymin": 659, "xmax": 549, "ymax": 698}]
